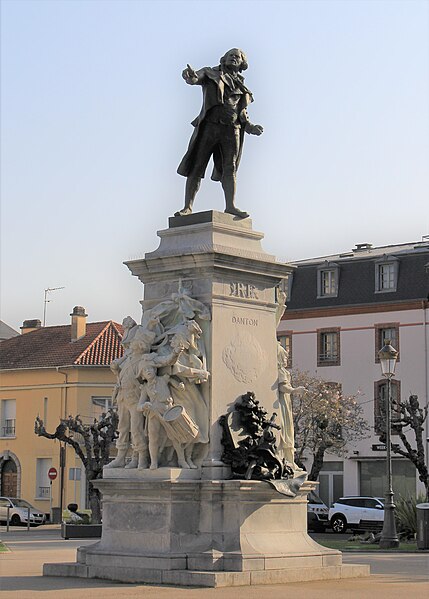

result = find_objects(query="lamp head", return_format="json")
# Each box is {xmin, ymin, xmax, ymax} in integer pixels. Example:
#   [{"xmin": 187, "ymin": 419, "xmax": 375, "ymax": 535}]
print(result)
[{"xmin": 378, "ymin": 340, "xmax": 398, "ymax": 377}]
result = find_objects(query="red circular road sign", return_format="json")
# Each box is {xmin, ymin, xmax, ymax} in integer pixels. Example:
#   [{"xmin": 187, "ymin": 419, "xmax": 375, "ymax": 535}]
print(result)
[{"xmin": 48, "ymin": 467, "xmax": 58, "ymax": 481}]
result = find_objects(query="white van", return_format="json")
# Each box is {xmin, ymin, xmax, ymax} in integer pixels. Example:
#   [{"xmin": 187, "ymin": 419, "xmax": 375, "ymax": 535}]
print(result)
[{"xmin": 307, "ymin": 491, "xmax": 329, "ymax": 532}]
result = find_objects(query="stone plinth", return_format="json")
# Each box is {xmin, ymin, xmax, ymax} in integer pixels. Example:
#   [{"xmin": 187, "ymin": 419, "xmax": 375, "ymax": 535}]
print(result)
[
  {"xmin": 43, "ymin": 213, "xmax": 370, "ymax": 587},
  {"xmin": 44, "ymin": 478, "xmax": 369, "ymax": 586},
  {"xmin": 125, "ymin": 211, "xmax": 294, "ymax": 473}
]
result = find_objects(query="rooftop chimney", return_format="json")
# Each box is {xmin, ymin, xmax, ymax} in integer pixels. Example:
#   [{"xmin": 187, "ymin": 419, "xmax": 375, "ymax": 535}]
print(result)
[
  {"xmin": 70, "ymin": 306, "xmax": 87, "ymax": 342},
  {"xmin": 353, "ymin": 243, "xmax": 373, "ymax": 253},
  {"xmin": 20, "ymin": 319, "xmax": 42, "ymax": 334}
]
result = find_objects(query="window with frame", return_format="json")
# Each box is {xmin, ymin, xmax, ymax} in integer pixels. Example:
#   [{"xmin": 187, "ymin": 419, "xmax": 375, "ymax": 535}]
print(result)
[
  {"xmin": 375, "ymin": 323, "xmax": 399, "ymax": 363},
  {"xmin": 374, "ymin": 379, "xmax": 401, "ymax": 435},
  {"xmin": 317, "ymin": 262, "xmax": 339, "ymax": 298},
  {"xmin": 35, "ymin": 457, "xmax": 52, "ymax": 499},
  {"xmin": 375, "ymin": 256, "xmax": 399, "ymax": 293},
  {"xmin": 321, "ymin": 270, "xmax": 337, "ymax": 296},
  {"xmin": 317, "ymin": 329, "xmax": 340, "ymax": 366},
  {"xmin": 378, "ymin": 264, "xmax": 394, "ymax": 289},
  {"xmin": 277, "ymin": 333, "xmax": 292, "ymax": 366},
  {"xmin": 91, "ymin": 396, "xmax": 113, "ymax": 420},
  {"xmin": 1, "ymin": 399, "xmax": 16, "ymax": 437}
]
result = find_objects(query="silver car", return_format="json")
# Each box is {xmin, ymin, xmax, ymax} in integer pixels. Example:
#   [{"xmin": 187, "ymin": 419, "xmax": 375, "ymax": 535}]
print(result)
[{"xmin": 0, "ymin": 497, "xmax": 46, "ymax": 526}]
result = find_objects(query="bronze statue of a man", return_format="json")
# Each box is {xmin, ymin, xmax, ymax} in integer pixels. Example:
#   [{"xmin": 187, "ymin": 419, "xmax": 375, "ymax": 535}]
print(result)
[{"xmin": 176, "ymin": 48, "xmax": 263, "ymax": 219}]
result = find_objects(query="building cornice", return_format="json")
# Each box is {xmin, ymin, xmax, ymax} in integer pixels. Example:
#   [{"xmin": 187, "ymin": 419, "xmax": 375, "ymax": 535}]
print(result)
[
  {"xmin": 0, "ymin": 382, "xmax": 115, "ymax": 392},
  {"xmin": 283, "ymin": 299, "xmax": 428, "ymax": 320},
  {"xmin": 0, "ymin": 365, "xmax": 112, "ymax": 374}
]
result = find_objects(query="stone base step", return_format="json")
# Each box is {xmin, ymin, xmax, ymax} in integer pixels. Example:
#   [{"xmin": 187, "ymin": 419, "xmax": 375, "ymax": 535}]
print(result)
[{"xmin": 43, "ymin": 562, "xmax": 370, "ymax": 587}]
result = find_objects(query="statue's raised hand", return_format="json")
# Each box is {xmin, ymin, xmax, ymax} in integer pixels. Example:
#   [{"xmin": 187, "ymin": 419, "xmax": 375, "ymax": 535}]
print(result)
[
  {"xmin": 246, "ymin": 123, "xmax": 264, "ymax": 136},
  {"xmin": 182, "ymin": 64, "xmax": 199, "ymax": 84},
  {"xmin": 294, "ymin": 386, "xmax": 307, "ymax": 396}
]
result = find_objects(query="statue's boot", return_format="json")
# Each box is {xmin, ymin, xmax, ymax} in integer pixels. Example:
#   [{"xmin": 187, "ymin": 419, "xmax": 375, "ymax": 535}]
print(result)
[
  {"xmin": 185, "ymin": 446, "xmax": 198, "ymax": 469},
  {"xmin": 137, "ymin": 449, "xmax": 149, "ymax": 469},
  {"xmin": 223, "ymin": 177, "xmax": 249, "ymax": 218},
  {"xmin": 224, "ymin": 201, "xmax": 249, "ymax": 219},
  {"xmin": 225, "ymin": 207, "xmax": 249, "ymax": 218},
  {"xmin": 125, "ymin": 453, "xmax": 139, "ymax": 469},
  {"xmin": 175, "ymin": 177, "xmax": 200, "ymax": 216},
  {"xmin": 174, "ymin": 207, "xmax": 193, "ymax": 217},
  {"xmin": 106, "ymin": 448, "xmax": 127, "ymax": 468},
  {"xmin": 178, "ymin": 459, "xmax": 191, "ymax": 469}
]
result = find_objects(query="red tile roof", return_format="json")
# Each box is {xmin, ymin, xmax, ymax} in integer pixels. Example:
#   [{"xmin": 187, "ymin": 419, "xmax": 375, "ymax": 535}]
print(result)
[{"xmin": 0, "ymin": 321, "xmax": 124, "ymax": 369}]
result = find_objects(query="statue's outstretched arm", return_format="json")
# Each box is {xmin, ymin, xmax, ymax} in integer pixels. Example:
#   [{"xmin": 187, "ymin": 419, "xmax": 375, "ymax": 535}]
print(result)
[
  {"xmin": 182, "ymin": 64, "xmax": 203, "ymax": 85},
  {"xmin": 279, "ymin": 382, "xmax": 307, "ymax": 396}
]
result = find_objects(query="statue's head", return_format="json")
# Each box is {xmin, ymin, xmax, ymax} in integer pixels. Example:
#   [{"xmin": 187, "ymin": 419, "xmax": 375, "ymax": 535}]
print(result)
[
  {"xmin": 141, "ymin": 365, "xmax": 156, "ymax": 381},
  {"xmin": 220, "ymin": 48, "xmax": 248, "ymax": 72},
  {"xmin": 186, "ymin": 320, "xmax": 202, "ymax": 336},
  {"xmin": 122, "ymin": 316, "xmax": 137, "ymax": 330}
]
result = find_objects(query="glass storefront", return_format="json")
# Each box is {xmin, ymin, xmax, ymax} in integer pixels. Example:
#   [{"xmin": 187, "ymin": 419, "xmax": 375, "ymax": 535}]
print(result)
[{"xmin": 359, "ymin": 459, "xmax": 416, "ymax": 498}]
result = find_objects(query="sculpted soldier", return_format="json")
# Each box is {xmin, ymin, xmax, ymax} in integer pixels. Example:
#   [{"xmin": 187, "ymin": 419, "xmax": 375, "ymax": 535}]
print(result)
[{"xmin": 176, "ymin": 48, "xmax": 263, "ymax": 219}]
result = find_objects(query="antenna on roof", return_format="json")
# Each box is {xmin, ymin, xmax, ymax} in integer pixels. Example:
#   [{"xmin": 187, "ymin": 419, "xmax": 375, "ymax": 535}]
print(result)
[{"xmin": 43, "ymin": 287, "xmax": 65, "ymax": 327}]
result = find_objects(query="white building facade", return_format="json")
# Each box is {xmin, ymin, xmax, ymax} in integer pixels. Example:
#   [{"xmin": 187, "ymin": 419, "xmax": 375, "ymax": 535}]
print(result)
[{"xmin": 277, "ymin": 241, "xmax": 429, "ymax": 506}]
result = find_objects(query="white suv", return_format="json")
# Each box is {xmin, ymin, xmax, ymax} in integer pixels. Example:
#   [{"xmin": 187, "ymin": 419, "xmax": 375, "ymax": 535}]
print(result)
[{"xmin": 329, "ymin": 496, "xmax": 385, "ymax": 533}]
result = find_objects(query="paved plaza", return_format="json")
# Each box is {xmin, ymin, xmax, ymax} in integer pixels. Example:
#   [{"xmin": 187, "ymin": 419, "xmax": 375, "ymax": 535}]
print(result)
[{"xmin": 0, "ymin": 525, "xmax": 428, "ymax": 598}]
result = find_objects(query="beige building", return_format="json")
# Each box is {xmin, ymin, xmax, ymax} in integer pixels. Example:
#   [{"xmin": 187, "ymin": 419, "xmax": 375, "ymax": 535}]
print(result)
[{"xmin": 0, "ymin": 307, "xmax": 123, "ymax": 518}]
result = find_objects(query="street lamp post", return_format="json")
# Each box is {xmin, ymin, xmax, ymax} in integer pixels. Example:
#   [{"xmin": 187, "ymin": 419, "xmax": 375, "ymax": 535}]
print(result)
[{"xmin": 378, "ymin": 340, "xmax": 400, "ymax": 549}]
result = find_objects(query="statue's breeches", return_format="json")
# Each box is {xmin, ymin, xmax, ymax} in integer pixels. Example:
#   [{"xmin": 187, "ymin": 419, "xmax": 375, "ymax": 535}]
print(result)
[
  {"xmin": 188, "ymin": 121, "xmax": 240, "ymax": 179},
  {"xmin": 116, "ymin": 396, "xmax": 147, "ymax": 452}
]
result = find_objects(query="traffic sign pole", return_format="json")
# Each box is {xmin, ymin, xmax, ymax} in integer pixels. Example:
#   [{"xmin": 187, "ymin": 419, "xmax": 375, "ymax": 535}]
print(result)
[{"xmin": 47, "ymin": 467, "xmax": 58, "ymax": 523}]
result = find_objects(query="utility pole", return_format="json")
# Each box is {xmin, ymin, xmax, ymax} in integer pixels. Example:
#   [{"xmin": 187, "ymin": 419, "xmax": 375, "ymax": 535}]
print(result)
[
  {"xmin": 59, "ymin": 444, "xmax": 66, "ymax": 516},
  {"xmin": 43, "ymin": 287, "xmax": 65, "ymax": 326}
]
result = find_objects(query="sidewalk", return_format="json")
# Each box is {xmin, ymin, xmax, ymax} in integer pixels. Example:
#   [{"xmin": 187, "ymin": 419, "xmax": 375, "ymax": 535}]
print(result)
[{"xmin": 1, "ymin": 526, "xmax": 428, "ymax": 598}]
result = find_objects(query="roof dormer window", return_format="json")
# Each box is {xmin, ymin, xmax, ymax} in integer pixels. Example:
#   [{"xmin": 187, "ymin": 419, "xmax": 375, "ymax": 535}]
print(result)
[
  {"xmin": 317, "ymin": 261, "xmax": 339, "ymax": 298},
  {"xmin": 375, "ymin": 255, "xmax": 399, "ymax": 293}
]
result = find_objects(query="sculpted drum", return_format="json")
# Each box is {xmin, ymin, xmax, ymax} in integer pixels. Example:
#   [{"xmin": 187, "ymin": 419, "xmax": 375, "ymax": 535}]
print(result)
[{"xmin": 163, "ymin": 405, "xmax": 199, "ymax": 444}]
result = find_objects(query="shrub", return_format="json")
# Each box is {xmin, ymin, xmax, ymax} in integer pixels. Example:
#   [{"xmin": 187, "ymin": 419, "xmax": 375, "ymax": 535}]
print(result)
[{"xmin": 395, "ymin": 494, "xmax": 425, "ymax": 538}]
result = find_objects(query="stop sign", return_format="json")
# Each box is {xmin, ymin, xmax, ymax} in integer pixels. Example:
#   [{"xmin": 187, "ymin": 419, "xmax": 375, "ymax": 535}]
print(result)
[{"xmin": 48, "ymin": 467, "xmax": 58, "ymax": 481}]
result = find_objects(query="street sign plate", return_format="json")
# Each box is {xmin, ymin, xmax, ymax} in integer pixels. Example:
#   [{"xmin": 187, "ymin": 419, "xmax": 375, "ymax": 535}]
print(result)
[{"xmin": 48, "ymin": 467, "xmax": 58, "ymax": 480}]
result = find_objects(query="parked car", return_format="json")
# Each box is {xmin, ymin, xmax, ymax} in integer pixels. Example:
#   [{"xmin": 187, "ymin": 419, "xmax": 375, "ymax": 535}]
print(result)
[
  {"xmin": 307, "ymin": 491, "xmax": 329, "ymax": 532},
  {"xmin": 329, "ymin": 496, "xmax": 385, "ymax": 533},
  {"xmin": 0, "ymin": 497, "xmax": 46, "ymax": 526}
]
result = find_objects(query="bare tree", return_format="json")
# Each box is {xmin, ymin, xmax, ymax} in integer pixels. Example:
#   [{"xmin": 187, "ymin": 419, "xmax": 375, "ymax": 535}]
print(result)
[
  {"xmin": 383, "ymin": 394, "xmax": 428, "ymax": 499},
  {"xmin": 291, "ymin": 370, "xmax": 369, "ymax": 481},
  {"xmin": 34, "ymin": 410, "xmax": 118, "ymax": 523}
]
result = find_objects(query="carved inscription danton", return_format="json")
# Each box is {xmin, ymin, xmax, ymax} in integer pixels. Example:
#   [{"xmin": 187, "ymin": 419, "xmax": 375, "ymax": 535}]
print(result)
[
  {"xmin": 229, "ymin": 282, "xmax": 259, "ymax": 299},
  {"xmin": 231, "ymin": 316, "xmax": 258, "ymax": 326}
]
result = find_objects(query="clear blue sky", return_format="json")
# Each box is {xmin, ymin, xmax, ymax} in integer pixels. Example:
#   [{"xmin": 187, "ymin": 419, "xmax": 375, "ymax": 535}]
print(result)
[{"xmin": 1, "ymin": 0, "xmax": 428, "ymax": 331}]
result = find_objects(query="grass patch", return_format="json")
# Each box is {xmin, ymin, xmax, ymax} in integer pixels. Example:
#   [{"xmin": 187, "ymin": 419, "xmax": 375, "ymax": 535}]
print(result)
[
  {"xmin": 0, "ymin": 541, "xmax": 9, "ymax": 552},
  {"xmin": 317, "ymin": 538, "xmax": 418, "ymax": 552}
]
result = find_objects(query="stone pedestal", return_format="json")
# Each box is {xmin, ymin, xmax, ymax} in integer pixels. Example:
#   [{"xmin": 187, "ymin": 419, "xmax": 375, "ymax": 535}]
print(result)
[
  {"xmin": 126, "ymin": 211, "xmax": 294, "ymax": 473},
  {"xmin": 44, "ymin": 477, "xmax": 369, "ymax": 586},
  {"xmin": 43, "ymin": 212, "xmax": 369, "ymax": 586}
]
